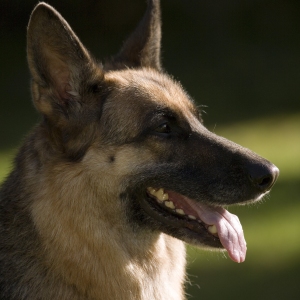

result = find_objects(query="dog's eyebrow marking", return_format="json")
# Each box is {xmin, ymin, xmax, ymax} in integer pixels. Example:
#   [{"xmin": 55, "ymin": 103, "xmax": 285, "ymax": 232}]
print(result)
[{"xmin": 153, "ymin": 107, "xmax": 175, "ymax": 118}]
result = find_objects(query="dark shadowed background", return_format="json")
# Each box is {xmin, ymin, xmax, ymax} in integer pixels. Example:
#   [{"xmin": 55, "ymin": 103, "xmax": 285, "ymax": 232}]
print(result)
[{"xmin": 1, "ymin": 0, "xmax": 300, "ymax": 299}]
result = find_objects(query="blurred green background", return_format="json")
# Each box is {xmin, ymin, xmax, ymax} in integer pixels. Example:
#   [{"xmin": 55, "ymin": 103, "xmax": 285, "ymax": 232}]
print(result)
[{"xmin": 0, "ymin": 0, "xmax": 299, "ymax": 299}]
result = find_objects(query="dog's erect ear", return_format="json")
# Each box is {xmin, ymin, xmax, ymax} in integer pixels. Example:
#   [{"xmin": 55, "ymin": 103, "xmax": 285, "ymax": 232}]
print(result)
[
  {"xmin": 107, "ymin": 0, "xmax": 161, "ymax": 71},
  {"xmin": 27, "ymin": 2, "xmax": 104, "ymax": 120}
]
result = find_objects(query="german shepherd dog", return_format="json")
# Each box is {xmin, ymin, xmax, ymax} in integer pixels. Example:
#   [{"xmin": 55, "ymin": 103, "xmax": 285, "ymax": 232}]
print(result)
[{"xmin": 0, "ymin": 0, "xmax": 279, "ymax": 299}]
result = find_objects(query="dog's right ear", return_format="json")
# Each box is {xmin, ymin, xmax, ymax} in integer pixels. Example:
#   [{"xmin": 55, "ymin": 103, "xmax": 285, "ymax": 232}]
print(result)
[
  {"xmin": 107, "ymin": 0, "xmax": 162, "ymax": 71},
  {"xmin": 27, "ymin": 2, "xmax": 104, "ymax": 121}
]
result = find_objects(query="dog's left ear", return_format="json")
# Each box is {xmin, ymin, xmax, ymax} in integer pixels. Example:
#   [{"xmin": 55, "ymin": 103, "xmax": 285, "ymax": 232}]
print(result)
[
  {"xmin": 27, "ymin": 2, "xmax": 104, "ymax": 121},
  {"xmin": 107, "ymin": 0, "xmax": 161, "ymax": 71}
]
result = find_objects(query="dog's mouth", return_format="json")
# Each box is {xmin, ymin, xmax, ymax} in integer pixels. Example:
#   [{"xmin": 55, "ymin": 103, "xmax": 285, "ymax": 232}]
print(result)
[{"xmin": 143, "ymin": 187, "xmax": 247, "ymax": 263}]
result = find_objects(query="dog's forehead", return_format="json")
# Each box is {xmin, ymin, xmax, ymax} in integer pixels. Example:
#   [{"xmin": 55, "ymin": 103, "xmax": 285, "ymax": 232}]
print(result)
[{"xmin": 105, "ymin": 69, "xmax": 197, "ymax": 118}]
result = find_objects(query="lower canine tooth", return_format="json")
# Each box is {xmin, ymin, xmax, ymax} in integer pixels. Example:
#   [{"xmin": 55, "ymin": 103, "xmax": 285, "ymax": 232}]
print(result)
[
  {"xmin": 188, "ymin": 215, "xmax": 196, "ymax": 220},
  {"xmin": 208, "ymin": 225, "xmax": 218, "ymax": 234},
  {"xmin": 164, "ymin": 201, "xmax": 175, "ymax": 209}
]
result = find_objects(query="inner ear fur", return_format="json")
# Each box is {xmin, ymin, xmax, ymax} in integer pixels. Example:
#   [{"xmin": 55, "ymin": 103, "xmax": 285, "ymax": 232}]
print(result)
[
  {"xmin": 27, "ymin": 2, "xmax": 104, "ymax": 118},
  {"xmin": 106, "ymin": 0, "xmax": 162, "ymax": 71}
]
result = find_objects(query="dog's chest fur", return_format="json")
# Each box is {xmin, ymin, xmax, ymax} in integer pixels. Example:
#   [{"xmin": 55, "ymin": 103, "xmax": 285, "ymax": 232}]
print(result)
[{"xmin": 28, "ymin": 161, "xmax": 186, "ymax": 300}]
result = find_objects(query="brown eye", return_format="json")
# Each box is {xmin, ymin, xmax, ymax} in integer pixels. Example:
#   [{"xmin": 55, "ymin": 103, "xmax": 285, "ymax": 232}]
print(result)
[{"xmin": 155, "ymin": 123, "xmax": 171, "ymax": 134}]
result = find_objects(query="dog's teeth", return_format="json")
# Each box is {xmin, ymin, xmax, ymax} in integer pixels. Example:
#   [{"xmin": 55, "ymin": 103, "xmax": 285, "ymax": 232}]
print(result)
[
  {"xmin": 162, "ymin": 193, "xmax": 169, "ymax": 201},
  {"xmin": 147, "ymin": 187, "xmax": 157, "ymax": 196},
  {"xmin": 147, "ymin": 187, "xmax": 169, "ymax": 202},
  {"xmin": 175, "ymin": 208, "xmax": 185, "ymax": 215},
  {"xmin": 164, "ymin": 201, "xmax": 175, "ymax": 209},
  {"xmin": 156, "ymin": 188, "xmax": 167, "ymax": 201},
  {"xmin": 188, "ymin": 215, "xmax": 196, "ymax": 220},
  {"xmin": 208, "ymin": 225, "xmax": 218, "ymax": 235}
]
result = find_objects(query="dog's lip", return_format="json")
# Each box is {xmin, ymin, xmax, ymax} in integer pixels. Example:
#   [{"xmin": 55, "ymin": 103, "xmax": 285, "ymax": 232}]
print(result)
[{"xmin": 145, "ymin": 188, "xmax": 247, "ymax": 263}]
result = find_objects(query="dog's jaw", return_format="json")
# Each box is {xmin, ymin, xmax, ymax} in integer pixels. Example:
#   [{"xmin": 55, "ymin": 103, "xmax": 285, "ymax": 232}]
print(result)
[{"xmin": 142, "ymin": 187, "xmax": 246, "ymax": 263}]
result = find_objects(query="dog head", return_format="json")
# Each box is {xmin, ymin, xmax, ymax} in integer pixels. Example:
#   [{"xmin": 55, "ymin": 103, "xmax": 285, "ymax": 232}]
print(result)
[{"xmin": 27, "ymin": 0, "xmax": 278, "ymax": 263}]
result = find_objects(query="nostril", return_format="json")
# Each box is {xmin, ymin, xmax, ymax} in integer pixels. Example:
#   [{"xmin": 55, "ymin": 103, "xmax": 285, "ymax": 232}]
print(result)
[
  {"xmin": 250, "ymin": 174, "xmax": 272, "ymax": 188},
  {"xmin": 248, "ymin": 164, "xmax": 279, "ymax": 192},
  {"xmin": 259, "ymin": 175, "xmax": 272, "ymax": 187}
]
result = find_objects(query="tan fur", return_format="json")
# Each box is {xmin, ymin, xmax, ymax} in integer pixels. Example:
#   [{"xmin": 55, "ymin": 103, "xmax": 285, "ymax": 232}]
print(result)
[
  {"xmin": 8, "ymin": 112, "xmax": 186, "ymax": 299},
  {"xmin": 30, "ymin": 159, "xmax": 186, "ymax": 299}
]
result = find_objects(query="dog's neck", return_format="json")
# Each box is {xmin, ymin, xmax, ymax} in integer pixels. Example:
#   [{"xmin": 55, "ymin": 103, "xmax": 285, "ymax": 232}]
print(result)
[{"xmin": 27, "ymin": 145, "xmax": 186, "ymax": 300}]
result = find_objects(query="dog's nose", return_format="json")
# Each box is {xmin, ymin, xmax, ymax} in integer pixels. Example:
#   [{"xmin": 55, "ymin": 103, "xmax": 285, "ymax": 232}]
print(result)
[{"xmin": 248, "ymin": 163, "xmax": 279, "ymax": 192}]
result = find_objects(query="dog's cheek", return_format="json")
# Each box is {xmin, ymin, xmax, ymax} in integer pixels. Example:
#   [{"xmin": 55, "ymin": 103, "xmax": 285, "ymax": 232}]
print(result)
[
  {"xmin": 82, "ymin": 145, "xmax": 156, "ymax": 178},
  {"xmin": 113, "ymin": 146, "xmax": 158, "ymax": 176}
]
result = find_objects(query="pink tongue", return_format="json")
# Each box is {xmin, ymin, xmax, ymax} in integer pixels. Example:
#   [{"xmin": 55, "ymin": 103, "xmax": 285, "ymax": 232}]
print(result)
[{"xmin": 184, "ymin": 197, "xmax": 247, "ymax": 263}]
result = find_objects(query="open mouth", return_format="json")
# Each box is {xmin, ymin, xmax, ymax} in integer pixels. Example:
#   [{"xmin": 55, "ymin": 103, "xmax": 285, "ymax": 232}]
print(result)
[{"xmin": 144, "ymin": 187, "xmax": 247, "ymax": 263}]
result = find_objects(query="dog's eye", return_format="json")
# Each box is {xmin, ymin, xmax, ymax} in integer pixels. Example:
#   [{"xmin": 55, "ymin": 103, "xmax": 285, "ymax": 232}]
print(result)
[{"xmin": 155, "ymin": 123, "xmax": 171, "ymax": 134}]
